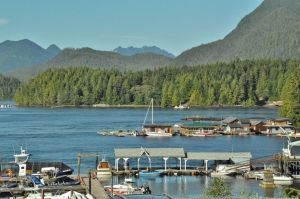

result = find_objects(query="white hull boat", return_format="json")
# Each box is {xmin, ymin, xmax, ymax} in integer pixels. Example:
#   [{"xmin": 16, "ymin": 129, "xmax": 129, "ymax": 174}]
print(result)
[
  {"xmin": 97, "ymin": 160, "xmax": 112, "ymax": 177},
  {"xmin": 146, "ymin": 132, "xmax": 172, "ymax": 137}
]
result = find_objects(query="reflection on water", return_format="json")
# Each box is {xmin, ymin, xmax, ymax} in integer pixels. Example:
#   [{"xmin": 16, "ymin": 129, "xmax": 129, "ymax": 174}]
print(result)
[{"xmin": 101, "ymin": 175, "xmax": 283, "ymax": 198}]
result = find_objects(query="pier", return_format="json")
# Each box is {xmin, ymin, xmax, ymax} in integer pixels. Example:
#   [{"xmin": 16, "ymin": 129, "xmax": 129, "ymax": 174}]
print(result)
[{"xmin": 82, "ymin": 176, "xmax": 110, "ymax": 199}]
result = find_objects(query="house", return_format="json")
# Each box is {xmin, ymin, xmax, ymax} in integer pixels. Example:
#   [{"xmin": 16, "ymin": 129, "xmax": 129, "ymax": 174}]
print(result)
[
  {"xmin": 264, "ymin": 118, "xmax": 295, "ymax": 135},
  {"xmin": 266, "ymin": 118, "xmax": 290, "ymax": 126},
  {"xmin": 250, "ymin": 120, "xmax": 266, "ymax": 133}
]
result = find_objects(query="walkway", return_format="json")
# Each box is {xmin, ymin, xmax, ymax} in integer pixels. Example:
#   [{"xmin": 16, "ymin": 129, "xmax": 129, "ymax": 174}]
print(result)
[{"xmin": 82, "ymin": 177, "xmax": 110, "ymax": 199}]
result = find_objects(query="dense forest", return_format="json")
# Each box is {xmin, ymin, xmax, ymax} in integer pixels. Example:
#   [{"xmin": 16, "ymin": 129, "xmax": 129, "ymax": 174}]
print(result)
[
  {"xmin": 13, "ymin": 59, "xmax": 298, "ymax": 108},
  {"xmin": 0, "ymin": 74, "xmax": 21, "ymax": 100},
  {"xmin": 279, "ymin": 68, "xmax": 300, "ymax": 127}
]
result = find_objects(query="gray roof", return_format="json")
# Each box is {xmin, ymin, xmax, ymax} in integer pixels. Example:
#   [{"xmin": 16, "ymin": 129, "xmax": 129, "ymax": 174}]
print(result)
[
  {"xmin": 221, "ymin": 117, "xmax": 238, "ymax": 124},
  {"xmin": 186, "ymin": 152, "xmax": 252, "ymax": 161},
  {"xmin": 114, "ymin": 148, "xmax": 185, "ymax": 158},
  {"xmin": 250, "ymin": 120, "xmax": 264, "ymax": 126}
]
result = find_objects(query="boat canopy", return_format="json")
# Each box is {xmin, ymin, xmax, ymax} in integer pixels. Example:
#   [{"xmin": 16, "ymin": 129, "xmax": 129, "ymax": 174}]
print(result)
[{"xmin": 290, "ymin": 140, "xmax": 300, "ymax": 147}]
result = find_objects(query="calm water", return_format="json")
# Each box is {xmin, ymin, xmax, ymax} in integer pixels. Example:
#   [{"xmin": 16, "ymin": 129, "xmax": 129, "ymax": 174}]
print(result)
[{"xmin": 0, "ymin": 102, "xmax": 288, "ymax": 197}]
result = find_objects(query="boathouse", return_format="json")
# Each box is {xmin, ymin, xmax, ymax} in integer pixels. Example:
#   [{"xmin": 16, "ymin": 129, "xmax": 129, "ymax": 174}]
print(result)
[
  {"xmin": 114, "ymin": 147, "xmax": 185, "ymax": 171},
  {"xmin": 185, "ymin": 152, "xmax": 252, "ymax": 172}
]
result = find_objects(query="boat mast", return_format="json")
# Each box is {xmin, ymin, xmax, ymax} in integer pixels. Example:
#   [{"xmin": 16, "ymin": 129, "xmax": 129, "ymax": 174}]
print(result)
[{"xmin": 151, "ymin": 98, "xmax": 153, "ymax": 124}]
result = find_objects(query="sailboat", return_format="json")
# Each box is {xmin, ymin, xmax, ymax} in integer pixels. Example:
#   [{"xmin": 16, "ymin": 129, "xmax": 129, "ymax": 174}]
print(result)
[{"xmin": 142, "ymin": 98, "xmax": 173, "ymax": 137}]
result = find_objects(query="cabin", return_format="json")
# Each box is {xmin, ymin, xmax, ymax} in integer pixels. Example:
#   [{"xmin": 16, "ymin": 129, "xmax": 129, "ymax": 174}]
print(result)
[
  {"xmin": 142, "ymin": 124, "xmax": 173, "ymax": 134},
  {"xmin": 264, "ymin": 118, "xmax": 295, "ymax": 135},
  {"xmin": 266, "ymin": 118, "xmax": 290, "ymax": 126},
  {"xmin": 250, "ymin": 120, "xmax": 266, "ymax": 133},
  {"xmin": 224, "ymin": 123, "xmax": 245, "ymax": 134}
]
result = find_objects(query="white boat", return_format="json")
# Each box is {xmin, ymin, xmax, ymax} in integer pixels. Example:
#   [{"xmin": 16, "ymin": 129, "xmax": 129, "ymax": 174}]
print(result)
[
  {"xmin": 273, "ymin": 174, "xmax": 293, "ymax": 185},
  {"xmin": 174, "ymin": 101, "xmax": 189, "ymax": 110},
  {"xmin": 210, "ymin": 164, "xmax": 237, "ymax": 177},
  {"xmin": 142, "ymin": 98, "xmax": 173, "ymax": 137},
  {"xmin": 97, "ymin": 160, "xmax": 112, "ymax": 177},
  {"xmin": 104, "ymin": 183, "xmax": 136, "ymax": 195}
]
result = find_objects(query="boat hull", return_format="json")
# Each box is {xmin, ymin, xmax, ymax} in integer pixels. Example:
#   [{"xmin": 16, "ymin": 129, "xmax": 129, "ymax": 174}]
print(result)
[
  {"xmin": 146, "ymin": 132, "xmax": 172, "ymax": 137},
  {"xmin": 139, "ymin": 170, "xmax": 163, "ymax": 176}
]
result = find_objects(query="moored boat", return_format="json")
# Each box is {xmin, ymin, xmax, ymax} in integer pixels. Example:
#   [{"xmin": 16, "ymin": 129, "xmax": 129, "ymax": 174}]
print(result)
[
  {"xmin": 142, "ymin": 98, "xmax": 173, "ymax": 137},
  {"xmin": 139, "ymin": 170, "xmax": 164, "ymax": 177},
  {"xmin": 97, "ymin": 160, "xmax": 112, "ymax": 177}
]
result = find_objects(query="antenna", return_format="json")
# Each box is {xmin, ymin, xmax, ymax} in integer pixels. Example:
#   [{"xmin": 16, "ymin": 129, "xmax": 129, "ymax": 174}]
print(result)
[{"xmin": 12, "ymin": 145, "xmax": 15, "ymax": 155}]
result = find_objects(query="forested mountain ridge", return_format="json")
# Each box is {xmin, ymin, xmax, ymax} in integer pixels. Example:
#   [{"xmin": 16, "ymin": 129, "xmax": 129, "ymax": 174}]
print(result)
[
  {"xmin": 113, "ymin": 46, "xmax": 175, "ymax": 58},
  {"xmin": 0, "ymin": 74, "xmax": 20, "ymax": 100},
  {"xmin": 0, "ymin": 39, "xmax": 60, "ymax": 73},
  {"xmin": 174, "ymin": 0, "xmax": 300, "ymax": 66},
  {"xmin": 9, "ymin": 47, "xmax": 173, "ymax": 80}
]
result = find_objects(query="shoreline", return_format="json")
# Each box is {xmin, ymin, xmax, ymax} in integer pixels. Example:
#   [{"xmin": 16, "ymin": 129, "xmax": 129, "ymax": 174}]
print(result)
[{"xmin": 11, "ymin": 103, "xmax": 280, "ymax": 109}]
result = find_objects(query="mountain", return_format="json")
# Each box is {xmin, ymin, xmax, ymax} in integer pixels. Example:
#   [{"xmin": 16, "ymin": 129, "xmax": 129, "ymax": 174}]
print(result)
[
  {"xmin": 114, "ymin": 46, "xmax": 175, "ymax": 58},
  {"xmin": 0, "ymin": 39, "xmax": 60, "ymax": 73},
  {"xmin": 174, "ymin": 0, "xmax": 300, "ymax": 66},
  {"xmin": 10, "ymin": 47, "xmax": 173, "ymax": 80}
]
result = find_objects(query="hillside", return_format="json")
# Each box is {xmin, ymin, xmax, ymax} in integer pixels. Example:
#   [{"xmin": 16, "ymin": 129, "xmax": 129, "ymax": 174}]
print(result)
[
  {"xmin": 10, "ymin": 48, "xmax": 173, "ymax": 80},
  {"xmin": 0, "ymin": 39, "xmax": 60, "ymax": 73},
  {"xmin": 174, "ymin": 0, "xmax": 300, "ymax": 66},
  {"xmin": 113, "ymin": 46, "xmax": 175, "ymax": 58}
]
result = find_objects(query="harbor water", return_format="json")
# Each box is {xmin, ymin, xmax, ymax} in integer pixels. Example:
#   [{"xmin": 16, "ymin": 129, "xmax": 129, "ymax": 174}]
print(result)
[{"xmin": 0, "ymin": 101, "xmax": 291, "ymax": 197}]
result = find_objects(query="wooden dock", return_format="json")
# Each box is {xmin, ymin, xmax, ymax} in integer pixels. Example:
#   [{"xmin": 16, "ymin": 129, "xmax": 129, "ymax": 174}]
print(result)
[{"xmin": 82, "ymin": 177, "xmax": 110, "ymax": 199}]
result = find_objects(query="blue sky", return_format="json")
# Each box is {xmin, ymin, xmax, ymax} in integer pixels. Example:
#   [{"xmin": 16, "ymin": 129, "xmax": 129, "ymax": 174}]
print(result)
[{"xmin": 0, "ymin": 0, "xmax": 262, "ymax": 55}]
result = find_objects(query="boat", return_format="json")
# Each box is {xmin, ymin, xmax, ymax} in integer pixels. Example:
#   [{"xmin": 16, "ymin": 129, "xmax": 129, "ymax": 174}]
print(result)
[
  {"xmin": 273, "ymin": 173, "xmax": 293, "ymax": 185},
  {"xmin": 174, "ymin": 101, "xmax": 189, "ymax": 110},
  {"xmin": 139, "ymin": 170, "xmax": 164, "ymax": 177},
  {"xmin": 142, "ymin": 98, "xmax": 173, "ymax": 137},
  {"xmin": 104, "ymin": 183, "xmax": 136, "ymax": 195},
  {"xmin": 97, "ymin": 159, "xmax": 112, "ymax": 177},
  {"xmin": 210, "ymin": 164, "xmax": 237, "ymax": 177}
]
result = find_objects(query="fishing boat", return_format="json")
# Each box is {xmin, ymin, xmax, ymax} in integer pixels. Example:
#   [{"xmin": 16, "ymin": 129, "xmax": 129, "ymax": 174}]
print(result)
[
  {"xmin": 142, "ymin": 98, "xmax": 173, "ymax": 137},
  {"xmin": 97, "ymin": 159, "xmax": 112, "ymax": 177}
]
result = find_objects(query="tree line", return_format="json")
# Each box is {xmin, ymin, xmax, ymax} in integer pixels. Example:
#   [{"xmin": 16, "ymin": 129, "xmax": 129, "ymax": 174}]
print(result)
[
  {"xmin": 13, "ymin": 59, "xmax": 298, "ymax": 107},
  {"xmin": 0, "ymin": 74, "xmax": 20, "ymax": 100}
]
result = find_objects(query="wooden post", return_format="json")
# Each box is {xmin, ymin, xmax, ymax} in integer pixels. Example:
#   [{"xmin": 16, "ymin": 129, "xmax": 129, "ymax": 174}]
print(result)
[
  {"xmin": 88, "ymin": 171, "xmax": 92, "ymax": 194},
  {"xmin": 77, "ymin": 156, "xmax": 81, "ymax": 179},
  {"xmin": 96, "ymin": 154, "xmax": 99, "ymax": 169},
  {"xmin": 41, "ymin": 189, "xmax": 44, "ymax": 199}
]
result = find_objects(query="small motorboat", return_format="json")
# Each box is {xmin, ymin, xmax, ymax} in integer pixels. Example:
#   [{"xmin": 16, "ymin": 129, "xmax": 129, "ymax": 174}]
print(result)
[
  {"xmin": 104, "ymin": 183, "xmax": 136, "ymax": 195},
  {"xmin": 210, "ymin": 165, "xmax": 237, "ymax": 177},
  {"xmin": 273, "ymin": 173, "xmax": 293, "ymax": 185},
  {"xmin": 139, "ymin": 170, "xmax": 163, "ymax": 177},
  {"xmin": 124, "ymin": 178, "xmax": 135, "ymax": 183},
  {"xmin": 97, "ymin": 160, "xmax": 112, "ymax": 177}
]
